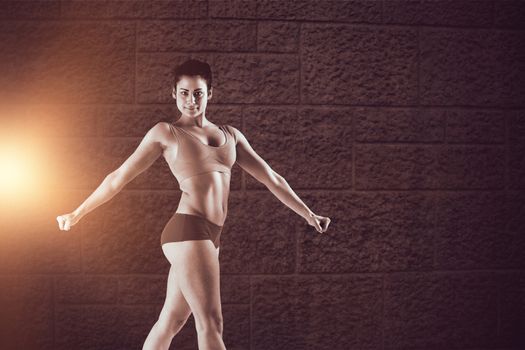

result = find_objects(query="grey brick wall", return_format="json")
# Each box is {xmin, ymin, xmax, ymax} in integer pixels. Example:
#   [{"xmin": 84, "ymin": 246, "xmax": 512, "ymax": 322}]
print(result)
[{"xmin": 0, "ymin": 1, "xmax": 524, "ymax": 349}]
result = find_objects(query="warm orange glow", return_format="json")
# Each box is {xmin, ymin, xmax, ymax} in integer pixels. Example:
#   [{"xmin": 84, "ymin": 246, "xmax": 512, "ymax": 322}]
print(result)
[
  {"xmin": 0, "ymin": 105, "xmax": 81, "ymax": 226},
  {"xmin": 0, "ymin": 133, "xmax": 55, "ymax": 214},
  {"xmin": 0, "ymin": 145, "xmax": 35, "ymax": 195}
]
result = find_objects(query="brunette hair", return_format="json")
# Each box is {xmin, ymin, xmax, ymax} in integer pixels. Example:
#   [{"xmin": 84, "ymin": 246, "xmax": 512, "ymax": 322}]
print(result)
[{"xmin": 172, "ymin": 59, "xmax": 212, "ymax": 92}]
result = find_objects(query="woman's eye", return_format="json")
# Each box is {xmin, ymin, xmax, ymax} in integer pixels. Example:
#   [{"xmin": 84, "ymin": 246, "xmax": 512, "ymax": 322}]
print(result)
[{"xmin": 179, "ymin": 91, "xmax": 203, "ymax": 97}]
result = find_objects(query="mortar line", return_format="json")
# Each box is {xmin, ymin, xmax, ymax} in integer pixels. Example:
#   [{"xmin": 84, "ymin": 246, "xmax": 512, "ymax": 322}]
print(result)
[
  {"xmin": 381, "ymin": 273, "xmax": 385, "ymax": 350},
  {"xmin": 134, "ymin": 21, "xmax": 137, "ymax": 104},
  {"xmin": 52, "ymin": 276, "xmax": 57, "ymax": 349},
  {"xmin": 249, "ymin": 276, "xmax": 253, "ymax": 350}
]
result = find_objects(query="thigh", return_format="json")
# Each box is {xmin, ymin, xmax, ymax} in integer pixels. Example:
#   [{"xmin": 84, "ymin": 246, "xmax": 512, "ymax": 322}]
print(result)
[
  {"xmin": 158, "ymin": 265, "xmax": 192, "ymax": 323},
  {"xmin": 162, "ymin": 241, "xmax": 222, "ymax": 324}
]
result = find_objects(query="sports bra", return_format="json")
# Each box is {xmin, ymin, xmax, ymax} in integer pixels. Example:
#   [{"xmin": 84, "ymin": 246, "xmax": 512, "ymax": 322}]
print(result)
[{"xmin": 167, "ymin": 123, "xmax": 237, "ymax": 185}]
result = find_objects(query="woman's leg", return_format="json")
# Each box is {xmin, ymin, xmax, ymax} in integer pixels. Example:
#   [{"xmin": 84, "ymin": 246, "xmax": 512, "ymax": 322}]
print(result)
[
  {"xmin": 142, "ymin": 264, "xmax": 192, "ymax": 350},
  {"xmin": 162, "ymin": 241, "xmax": 226, "ymax": 350}
]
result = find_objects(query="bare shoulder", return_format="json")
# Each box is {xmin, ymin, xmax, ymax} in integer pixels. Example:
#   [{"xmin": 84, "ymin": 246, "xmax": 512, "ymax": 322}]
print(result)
[
  {"xmin": 225, "ymin": 124, "xmax": 245, "ymax": 145},
  {"xmin": 154, "ymin": 121, "xmax": 171, "ymax": 132},
  {"xmin": 147, "ymin": 121, "xmax": 173, "ymax": 149}
]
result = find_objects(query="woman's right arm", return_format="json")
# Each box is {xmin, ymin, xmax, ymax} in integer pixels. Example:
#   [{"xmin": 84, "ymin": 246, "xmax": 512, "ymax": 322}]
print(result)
[{"xmin": 57, "ymin": 122, "xmax": 166, "ymax": 231}]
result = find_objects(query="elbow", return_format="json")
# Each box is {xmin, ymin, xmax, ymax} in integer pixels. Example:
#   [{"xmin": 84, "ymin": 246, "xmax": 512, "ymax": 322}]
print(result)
[
  {"xmin": 266, "ymin": 171, "xmax": 285, "ymax": 188},
  {"xmin": 107, "ymin": 171, "xmax": 125, "ymax": 192}
]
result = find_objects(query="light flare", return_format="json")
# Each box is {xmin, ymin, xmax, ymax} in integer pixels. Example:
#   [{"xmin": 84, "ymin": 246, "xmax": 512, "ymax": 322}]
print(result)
[
  {"xmin": 0, "ymin": 149, "xmax": 30, "ymax": 192},
  {"xmin": 0, "ymin": 135, "xmax": 54, "ymax": 212}
]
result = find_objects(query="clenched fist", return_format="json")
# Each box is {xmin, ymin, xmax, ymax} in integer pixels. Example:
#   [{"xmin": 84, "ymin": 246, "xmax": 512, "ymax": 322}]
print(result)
[
  {"xmin": 56, "ymin": 212, "xmax": 80, "ymax": 231},
  {"xmin": 307, "ymin": 212, "xmax": 331, "ymax": 234}
]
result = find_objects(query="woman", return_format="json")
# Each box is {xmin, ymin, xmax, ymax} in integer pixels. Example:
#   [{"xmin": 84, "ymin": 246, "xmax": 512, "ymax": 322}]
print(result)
[{"xmin": 56, "ymin": 59, "xmax": 331, "ymax": 350}]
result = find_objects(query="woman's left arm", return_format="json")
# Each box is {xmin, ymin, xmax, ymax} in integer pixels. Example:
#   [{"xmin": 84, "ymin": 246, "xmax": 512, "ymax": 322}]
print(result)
[{"xmin": 230, "ymin": 126, "xmax": 331, "ymax": 233}]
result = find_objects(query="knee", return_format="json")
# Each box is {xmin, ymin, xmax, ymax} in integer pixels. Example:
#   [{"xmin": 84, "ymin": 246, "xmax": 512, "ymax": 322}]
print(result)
[
  {"xmin": 158, "ymin": 316, "xmax": 188, "ymax": 335},
  {"xmin": 169, "ymin": 317, "xmax": 188, "ymax": 333},
  {"xmin": 195, "ymin": 310, "xmax": 223, "ymax": 334}
]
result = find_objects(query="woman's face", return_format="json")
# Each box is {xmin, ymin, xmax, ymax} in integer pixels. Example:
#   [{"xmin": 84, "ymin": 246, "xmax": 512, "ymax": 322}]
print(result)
[{"xmin": 172, "ymin": 75, "xmax": 212, "ymax": 118}]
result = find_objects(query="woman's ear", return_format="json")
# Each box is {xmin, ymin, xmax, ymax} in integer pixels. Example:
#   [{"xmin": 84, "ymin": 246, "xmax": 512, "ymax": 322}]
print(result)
[
  {"xmin": 208, "ymin": 87, "xmax": 213, "ymax": 100},
  {"xmin": 172, "ymin": 87, "xmax": 176, "ymax": 99}
]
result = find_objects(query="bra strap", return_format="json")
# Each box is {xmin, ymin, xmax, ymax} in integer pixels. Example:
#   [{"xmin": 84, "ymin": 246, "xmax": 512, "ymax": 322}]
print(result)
[{"xmin": 168, "ymin": 123, "xmax": 181, "ymax": 143}]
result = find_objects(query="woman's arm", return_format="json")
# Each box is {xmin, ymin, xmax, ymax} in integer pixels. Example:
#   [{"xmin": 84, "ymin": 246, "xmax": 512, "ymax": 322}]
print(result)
[
  {"xmin": 57, "ymin": 122, "xmax": 166, "ymax": 231},
  {"xmin": 229, "ymin": 125, "xmax": 331, "ymax": 233}
]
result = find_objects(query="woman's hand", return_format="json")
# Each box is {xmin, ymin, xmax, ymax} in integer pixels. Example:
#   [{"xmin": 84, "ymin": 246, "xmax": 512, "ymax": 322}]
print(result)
[
  {"xmin": 56, "ymin": 212, "xmax": 81, "ymax": 231},
  {"xmin": 307, "ymin": 212, "xmax": 331, "ymax": 234}
]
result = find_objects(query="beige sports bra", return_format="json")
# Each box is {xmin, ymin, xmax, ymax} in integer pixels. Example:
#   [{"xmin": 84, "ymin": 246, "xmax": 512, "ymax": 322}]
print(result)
[{"xmin": 168, "ymin": 123, "xmax": 237, "ymax": 185}]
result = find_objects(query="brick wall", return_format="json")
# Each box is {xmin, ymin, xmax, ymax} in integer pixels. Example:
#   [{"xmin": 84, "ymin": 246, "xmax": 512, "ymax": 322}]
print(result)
[{"xmin": 0, "ymin": 1, "xmax": 524, "ymax": 349}]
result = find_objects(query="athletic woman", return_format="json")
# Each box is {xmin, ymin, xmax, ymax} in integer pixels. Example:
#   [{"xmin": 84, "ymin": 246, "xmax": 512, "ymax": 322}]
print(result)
[{"xmin": 56, "ymin": 59, "xmax": 331, "ymax": 350}]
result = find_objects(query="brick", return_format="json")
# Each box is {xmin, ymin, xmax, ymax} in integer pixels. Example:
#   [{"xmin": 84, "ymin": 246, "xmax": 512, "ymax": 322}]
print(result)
[
  {"xmin": 257, "ymin": 21, "xmax": 299, "ymax": 53},
  {"xmin": 355, "ymin": 107, "xmax": 444, "ymax": 142},
  {"xmin": 219, "ymin": 192, "xmax": 296, "ymax": 274},
  {"xmin": 244, "ymin": 106, "xmax": 352, "ymax": 189},
  {"xmin": 498, "ymin": 271, "xmax": 525, "ymax": 347},
  {"xmin": 82, "ymin": 191, "xmax": 171, "ymax": 273},
  {"xmin": 435, "ymin": 145, "xmax": 505, "ymax": 189},
  {"xmin": 257, "ymin": 0, "xmax": 381, "ymax": 23},
  {"xmin": 0, "ymin": 232, "xmax": 81, "ymax": 273},
  {"xmin": 0, "ymin": 21, "xmax": 134, "ymax": 104},
  {"xmin": 302, "ymin": 24, "xmax": 418, "ymax": 105},
  {"xmin": 220, "ymin": 275, "xmax": 251, "ymax": 304},
  {"xmin": 384, "ymin": 272, "xmax": 499, "ymax": 349},
  {"xmin": 223, "ymin": 304, "xmax": 250, "ymax": 349},
  {"xmin": 56, "ymin": 275, "xmax": 118, "ymax": 304},
  {"xmin": 212, "ymin": 53, "xmax": 299, "ymax": 104},
  {"xmin": 0, "ymin": 190, "xmax": 84, "ymax": 273},
  {"xmin": 356, "ymin": 144, "xmax": 437, "ymax": 189},
  {"xmin": 502, "ymin": 191, "xmax": 525, "ymax": 268},
  {"xmin": 355, "ymin": 144, "xmax": 505, "ymax": 190},
  {"xmin": 508, "ymin": 110, "xmax": 525, "ymax": 144},
  {"xmin": 55, "ymin": 305, "xmax": 158, "ymax": 350},
  {"xmin": 209, "ymin": 0, "xmax": 257, "ymax": 19},
  {"xmin": 445, "ymin": 109, "xmax": 506, "ymax": 144},
  {"xmin": 0, "ymin": 1, "xmax": 60, "ymax": 19},
  {"xmin": 297, "ymin": 191, "xmax": 434, "ymax": 273},
  {"xmin": 384, "ymin": 0, "xmax": 493, "ymax": 27},
  {"xmin": 53, "ymin": 138, "xmax": 110, "ymax": 189},
  {"xmin": 61, "ymin": 0, "xmax": 207, "ymax": 19},
  {"xmin": 96, "ymin": 104, "xmax": 179, "ymax": 137},
  {"xmin": 509, "ymin": 145, "xmax": 525, "ymax": 189},
  {"xmin": 24, "ymin": 104, "xmax": 98, "ymax": 138},
  {"xmin": 0, "ymin": 276, "xmax": 54, "ymax": 350},
  {"xmin": 494, "ymin": 0, "xmax": 525, "ymax": 29},
  {"xmin": 138, "ymin": 20, "xmax": 257, "ymax": 52},
  {"xmin": 252, "ymin": 275, "xmax": 383, "ymax": 350},
  {"xmin": 434, "ymin": 192, "xmax": 508, "ymax": 269},
  {"xmin": 420, "ymin": 29, "xmax": 525, "ymax": 107},
  {"xmin": 119, "ymin": 275, "xmax": 166, "ymax": 304}
]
